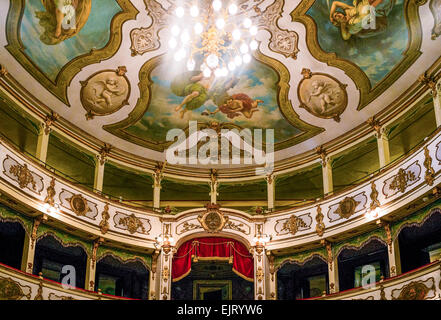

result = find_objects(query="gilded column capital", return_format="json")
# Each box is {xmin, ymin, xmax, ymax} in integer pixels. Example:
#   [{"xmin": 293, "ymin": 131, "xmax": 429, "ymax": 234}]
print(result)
[
  {"xmin": 153, "ymin": 161, "xmax": 166, "ymax": 188},
  {"xmin": 96, "ymin": 143, "xmax": 112, "ymax": 166},
  {"xmin": 418, "ymin": 72, "xmax": 439, "ymax": 97},
  {"xmin": 41, "ymin": 111, "xmax": 59, "ymax": 135}
]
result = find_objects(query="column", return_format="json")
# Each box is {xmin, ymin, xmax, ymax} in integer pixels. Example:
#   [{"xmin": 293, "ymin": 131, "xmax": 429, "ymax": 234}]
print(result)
[
  {"xmin": 149, "ymin": 249, "xmax": 160, "ymax": 300},
  {"xmin": 94, "ymin": 144, "xmax": 111, "ymax": 192},
  {"xmin": 266, "ymin": 174, "xmax": 275, "ymax": 212},
  {"xmin": 322, "ymin": 240, "xmax": 339, "ymax": 294},
  {"xmin": 158, "ymin": 245, "xmax": 174, "ymax": 300},
  {"xmin": 266, "ymin": 251, "xmax": 277, "ymax": 300},
  {"xmin": 253, "ymin": 244, "xmax": 267, "ymax": 300},
  {"xmin": 383, "ymin": 222, "xmax": 401, "ymax": 277},
  {"xmin": 21, "ymin": 215, "xmax": 46, "ymax": 273},
  {"xmin": 322, "ymin": 159, "xmax": 333, "ymax": 195},
  {"xmin": 376, "ymin": 128, "xmax": 390, "ymax": 168},
  {"xmin": 153, "ymin": 164, "xmax": 164, "ymax": 209},
  {"xmin": 209, "ymin": 169, "xmax": 218, "ymax": 204},
  {"xmin": 85, "ymin": 237, "xmax": 103, "ymax": 291},
  {"xmin": 316, "ymin": 147, "xmax": 333, "ymax": 195},
  {"xmin": 36, "ymin": 123, "xmax": 50, "ymax": 163},
  {"xmin": 36, "ymin": 112, "xmax": 58, "ymax": 163},
  {"xmin": 434, "ymin": 79, "xmax": 441, "ymax": 127}
]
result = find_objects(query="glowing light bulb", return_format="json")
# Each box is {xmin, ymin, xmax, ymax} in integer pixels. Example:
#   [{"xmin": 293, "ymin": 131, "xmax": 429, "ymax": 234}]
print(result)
[
  {"xmin": 180, "ymin": 30, "xmax": 190, "ymax": 44},
  {"xmin": 228, "ymin": 61, "xmax": 236, "ymax": 71},
  {"xmin": 190, "ymin": 5, "xmax": 199, "ymax": 17},
  {"xmin": 168, "ymin": 38, "xmax": 177, "ymax": 48},
  {"xmin": 187, "ymin": 59, "xmax": 195, "ymax": 71},
  {"xmin": 194, "ymin": 22, "xmax": 203, "ymax": 34},
  {"xmin": 174, "ymin": 48, "xmax": 186, "ymax": 61},
  {"xmin": 228, "ymin": 3, "xmax": 238, "ymax": 15},
  {"xmin": 214, "ymin": 68, "xmax": 222, "ymax": 77},
  {"xmin": 234, "ymin": 55, "xmax": 242, "ymax": 66},
  {"xmin": 216, "ymin": 18, "xmax": 225, "ymax": 29},
  {"xmin": 250, "ymin": 25, "xmax": 258, "ymax": 35},
  {"xmin": 212, "ymin": 0, "xmax": 222, "ymax": 11},
  {"xmin": 175, "ymin": 6, "xmax": 184, "ymax": 18},
  {"xmin": 171, "ymin": 25, "xmax": 180, "ymax": 36},
  {"xmin": 232, "ymin": 29, "xmax": 241, "ymax": 41},
  {"xmin": 243, "ymin": 53, "xmax": 251, "ymax": 64},
  {"xmin": 243, "ymin": 18, "xmax": 252, "ymax": 28},
  {"xmin": 206, "ymin": 54, "xmax": 219, "ymax": 68},
  {"xmin": 240, "ymin": 43, "xmax": 249, "ymax": 54},
  {"xmin": 200, "ymin": 63, "xmax": 207, "ymax": 71},
  {"xmin": 221, "ymin": 67, "xmax": 228, "ymax": 77},
  {"xmin": 203, "ymin": 68, "xmax": 212, "ymax": 77},
  {"xmin": 250, "ymin": 39, "xmax": 258, "ymax": 51}
]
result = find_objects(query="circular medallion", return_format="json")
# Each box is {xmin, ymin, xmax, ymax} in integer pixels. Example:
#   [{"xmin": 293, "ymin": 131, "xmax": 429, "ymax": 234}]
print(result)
[
  {"xmin": 335, "ymin": 197, "xmax": 358, "ymax": 219},
  {"xmin": 298, "ymin": 69, "xmax": 348, "ymax": 122},
  {"xmin": 70, "ymin": 194, "xmax": 89, "ymax": 217},
  {"xmin": 80, "ymin": 66, "xmax": 130, "ymax": 120}
]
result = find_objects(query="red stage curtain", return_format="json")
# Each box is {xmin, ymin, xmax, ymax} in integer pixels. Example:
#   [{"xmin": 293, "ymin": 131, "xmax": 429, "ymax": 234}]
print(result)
[{"xmin": 172, "ymin": 237, "xmax": 254, "ymax": 282}]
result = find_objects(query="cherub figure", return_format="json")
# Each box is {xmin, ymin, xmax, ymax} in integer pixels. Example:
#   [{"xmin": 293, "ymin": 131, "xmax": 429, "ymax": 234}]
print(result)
[
  {"xmin": 35, "ymin": 0, "xmax": 92, "ymax": 45},
  {"xmin": 208, "ymin": 94, "xmax": 263, "ymax": 119},
  {"xmin": 90, "ymin": 76, "xmax": 126, "ymax": 108},
  {"xmin": 307, "ymin": 80, "xmax": 336, "ymax": 113}
]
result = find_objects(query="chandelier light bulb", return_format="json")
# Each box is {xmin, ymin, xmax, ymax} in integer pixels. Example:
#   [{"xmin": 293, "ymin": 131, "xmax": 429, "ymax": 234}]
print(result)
[
  {"xmin": 214, "ymin": 68, "xmax": 222, "ymax": 77},
  {"xmin": 232, "ymin": 29, "xmax": 241, "ymax": 41},
  {"xmin": 187, "ymin": 59, "xmax": 196, "ymax": 71},
  {"xmin": 212, "ymin": 0, "xmax": 222, "ymax": 11},
  {"xmin": 243, "ymin": 18, "xmax": 252, "ymax": 28},
  {"xmin": 228, "ymin": 61, "xmax": 236, "ymax": 71},
  {"xmin": 174, "ymin": 48, "xmax": 186, "ymax": 61},
  {"xmin": 190, "ymin": 5, "xmax": 199, "ymax": 17},
  {"xmin": 171, "ymin": 25, "xmax": 180, "ymax": 36},
  {"xmin": 216, "ymin": 18, "xmax": 225, "ymax": 29},
  {"xmin": 228, "ymin": 3, "xmax": 238, "ymax": 15},
  {"xmin": 203, "ymin": 68, "xmax": 212, "ymax": 77},
  {"xmin": 175, "ymin": 6, "xmax": 185, "ymax": 18},
  {"xmin": 180, "ymin": 30, "xmax": 190, "ymax": 44},
  {"xmin": 250, "ymin": 25, "xmax": 258, "ymax": 35},
  {"xmin": 194, "ymin": 22, "xmax": 203, "ymax": 34},
  {"xmin": 240, "ymin": 43, "xmax": 249, "ymax": 54},
  {"xmin": 243, "ymin": 53, "xmax": 251, "ymax": 64},
  {"xmin": 234, "ymin": 55, "xmax": 242, "ymax": 66},
  {"xmin": 221, "ymin": 67, "xmax": 228, "ymax": 77},
  {"xmin": 168, "ymin": 38, "xmax": 177, "ymax": 49},
  {"xmin": 250, "ymin": 39, "xmax": 258, "ymax": 51},
  {"xmin": 206, "ymin": 54, "xmax": 219, "ymax": 68}
]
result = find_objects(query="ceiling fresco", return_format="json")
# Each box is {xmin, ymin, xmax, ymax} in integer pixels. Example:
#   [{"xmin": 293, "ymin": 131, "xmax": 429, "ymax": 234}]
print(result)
[{"xmin": 0, "ymin": 0, "xmax": 440, "ymax": 162}]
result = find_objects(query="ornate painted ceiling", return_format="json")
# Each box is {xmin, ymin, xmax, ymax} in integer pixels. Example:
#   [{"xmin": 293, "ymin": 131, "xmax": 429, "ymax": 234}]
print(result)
[{"xmin": 0, "ymin": 0, "xmax": 440, "ymax": 165}]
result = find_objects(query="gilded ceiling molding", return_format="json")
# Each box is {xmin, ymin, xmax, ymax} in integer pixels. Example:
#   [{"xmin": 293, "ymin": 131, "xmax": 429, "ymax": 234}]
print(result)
[
  {"xmin": 418, "ymin": 72, "xmax": 440, "ymax": 97},
  {"xmin": 103, "ymin": 50, "xmax": 324, "ymax": 151},
  {"xmin": 256, "ymin": 0, "xmax": 299, "ymax": 59},
  {"xmin": 0, "ymin": 64, "xmax": 8, "ymax": 78},
  {"xmin": 5, "ymin": 0, "xmax": 138, "ymax": 105},
  {"xmin": 291, "ymin": 0, "xmax": 424, "ymax": 109},
  {"xmin": 130, "ymin": 0, "xmax": 168, "ymax": 56}
]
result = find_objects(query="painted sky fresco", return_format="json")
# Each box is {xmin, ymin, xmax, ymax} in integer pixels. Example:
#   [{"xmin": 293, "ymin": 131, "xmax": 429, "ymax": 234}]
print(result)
[
  {"xmin": 307, "ymin": 0, "xmax": 408, "ymax": 86},
  {"xmin": 20, "ymin": 0, "xmax": 121, "ymax": 82},
  {"xmin": 125, "ymin": 58, "xmax": 303, "ymax": 144}
]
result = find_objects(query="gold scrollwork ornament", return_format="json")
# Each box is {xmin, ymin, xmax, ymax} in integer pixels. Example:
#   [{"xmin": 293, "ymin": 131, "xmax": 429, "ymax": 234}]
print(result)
[{"xmin": 198, "ymin": 204, "xmax": 228, "ymax": 233}]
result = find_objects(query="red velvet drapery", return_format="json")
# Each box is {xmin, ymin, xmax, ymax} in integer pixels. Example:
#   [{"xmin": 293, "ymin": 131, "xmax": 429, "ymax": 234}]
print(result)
[{"xmin": 172, "ymin": 237, "xmax": 254, "ymax": 282}]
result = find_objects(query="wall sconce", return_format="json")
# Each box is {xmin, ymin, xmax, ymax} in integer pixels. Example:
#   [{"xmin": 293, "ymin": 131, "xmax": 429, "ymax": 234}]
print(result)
[
  {"xmin": 155, "ymin": 234, "xmax": 175, "ymax": 253},
  {"xmin": 252, "ymin": 233, "xmax": 272, "ymax": 247}
]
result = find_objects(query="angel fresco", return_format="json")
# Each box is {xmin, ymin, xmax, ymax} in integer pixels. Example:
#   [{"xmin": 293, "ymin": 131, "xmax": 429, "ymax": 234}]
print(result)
[
  {"xmin": 329, "ymin": 0, "xmax": 395, "ymax": 40},
  {"xmin": 171, "ymin": 71, "xmax": 263, "ymax": 119},
  {"xmin": 35, "ymin": 0, "xmax": 91, "ymax": 45}
]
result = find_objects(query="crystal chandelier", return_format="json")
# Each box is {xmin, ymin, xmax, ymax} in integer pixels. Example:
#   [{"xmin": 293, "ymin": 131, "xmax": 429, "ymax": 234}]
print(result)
[{"xmin": 167, "ymin": 0, "xmax": 259, "ymax": 78}]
